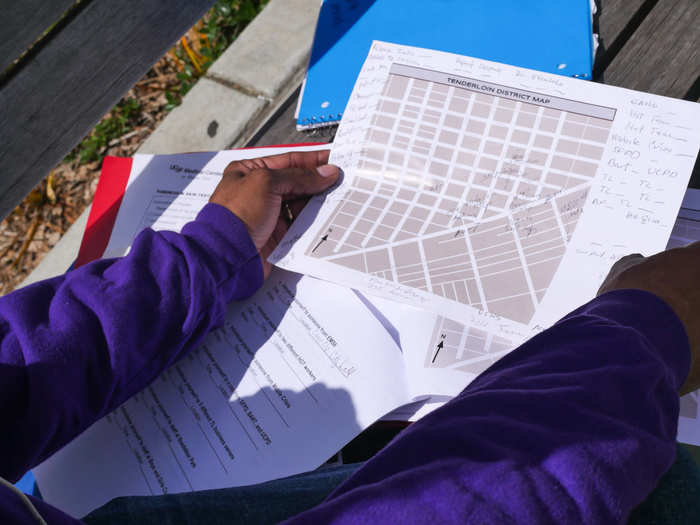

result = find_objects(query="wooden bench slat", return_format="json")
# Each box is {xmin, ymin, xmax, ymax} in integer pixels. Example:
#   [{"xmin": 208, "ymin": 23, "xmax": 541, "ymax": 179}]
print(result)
[
  {"xmin": 0, "ymin": 0, "xmax": 216, "ymax": 221},
  {"xmin": 0, "ymin": 0, "xmax": 76, "ymax": 75},
  {"xmin": 596, "ymin": 0, "xmax": 647, "ymax": 54},
  {"xmin": 603, "ymin": 0, "xmax": 700, "ymax": 98},
  {"xmin": 248, "ymin": 88, "xmax": 333, "ymax": 147}
]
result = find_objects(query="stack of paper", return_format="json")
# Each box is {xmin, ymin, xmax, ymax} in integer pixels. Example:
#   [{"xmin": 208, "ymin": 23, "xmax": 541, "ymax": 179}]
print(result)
[{"xmin": 35, "ymin": 43, "xmax": 700, "ymax": 516}]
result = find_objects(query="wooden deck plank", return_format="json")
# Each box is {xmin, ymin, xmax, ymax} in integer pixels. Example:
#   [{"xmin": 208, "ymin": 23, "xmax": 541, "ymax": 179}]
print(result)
[
  {"xmin": 597, "ymin": 0, "xmax": 648, "ymax": 54},
  {"xmin": 0, "ymin": 0, "xmax": 75, "ymax": 75},
  {"xmin": 0, "ymin": 0, "xmax": 215, "ymax": 221},
  {"xmin": 603, "ymin": 0, "xmax": 700, "ymax": 98},
  {"xmin": 247, "ymin": 88, "xmax": 333, "ymax": 147}
]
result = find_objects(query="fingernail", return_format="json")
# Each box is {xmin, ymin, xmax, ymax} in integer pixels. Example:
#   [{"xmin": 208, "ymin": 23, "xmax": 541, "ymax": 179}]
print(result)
[{"xmin": 317, "ymin": 164, "xmax": 339, "ymax": 177}]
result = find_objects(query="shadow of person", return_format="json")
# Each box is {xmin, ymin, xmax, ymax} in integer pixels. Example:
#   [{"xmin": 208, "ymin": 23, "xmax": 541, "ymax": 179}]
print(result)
[
  {"xmin": 205, "ymin": 269, "xmax": 304, "ymax": 386},
  {"xmin": 31, "ymin": 268, "xmax": 381, "ymax": 520},
  {"xmin": 41, "ymin": 383, "xmax": 363, "ymax": 523},
  {"xmin": 81, "ymin": 384, "xmax": 362, "ymax": 525}
]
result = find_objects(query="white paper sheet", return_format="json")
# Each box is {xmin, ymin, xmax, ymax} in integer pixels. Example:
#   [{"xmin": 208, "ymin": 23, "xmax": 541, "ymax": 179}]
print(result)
[
  {"xmin": 102, "ymin": 145, "xmax": 331, "ymax": 259},
  {"xmin": 34, "ymin": 146, "xmax": 415, "ymax": 517},
  {"xmin": 381, "ymin": 188, "xmax": 700, "ymax": 448},
  {"xmin": 271, "ymin": 42, "xmax": 700, "ymax": 349}
]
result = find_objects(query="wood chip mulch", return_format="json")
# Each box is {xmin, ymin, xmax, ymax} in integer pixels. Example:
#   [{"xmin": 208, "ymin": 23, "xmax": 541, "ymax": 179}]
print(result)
[{"xmin": 0, "ymin": 54, "xmax": 184, "ymax": 295}]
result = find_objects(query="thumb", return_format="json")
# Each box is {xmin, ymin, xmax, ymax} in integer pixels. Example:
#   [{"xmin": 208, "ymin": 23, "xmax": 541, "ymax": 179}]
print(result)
[{"xmin": 268, "ymin": 164, "xmax": 340, "ymax": 199}]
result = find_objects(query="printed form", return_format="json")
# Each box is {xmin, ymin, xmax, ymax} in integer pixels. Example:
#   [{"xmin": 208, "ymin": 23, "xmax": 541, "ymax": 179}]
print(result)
[
  {"xmin": 271, "ymin": 41, "xmax": 700, "ymax": 346},
  {"xmin": 101, "ymin": 145, "xmax": 329, "ymax": 259},
  {"xmin": 33, "ymin": 147, "xmax": 422, "ymax": 517}
]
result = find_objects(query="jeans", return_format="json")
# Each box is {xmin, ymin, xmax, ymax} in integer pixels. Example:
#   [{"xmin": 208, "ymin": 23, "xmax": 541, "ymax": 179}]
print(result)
[
  {"xmin": 82, "ymin": 445, "xmax": 700, "ymax": 525},
  {"xmin": 82, "ymin": 463, "xmax": 361, "ymax": 525}
]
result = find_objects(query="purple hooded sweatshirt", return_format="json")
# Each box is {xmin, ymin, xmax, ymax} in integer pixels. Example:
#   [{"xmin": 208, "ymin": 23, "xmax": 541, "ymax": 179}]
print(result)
[{"xmin": 0, "ymin": 204, "xmax": 689, "ymax": 523}]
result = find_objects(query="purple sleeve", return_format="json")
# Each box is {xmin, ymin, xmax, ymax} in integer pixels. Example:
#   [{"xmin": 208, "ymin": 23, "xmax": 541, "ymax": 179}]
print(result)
[
  {"xmin": 0, "ymin": 203, "xmax": 263, "ymax": 483},
  {"xmin": 285, "ymin": 289, "xmax": 690, "ymax": 524}
]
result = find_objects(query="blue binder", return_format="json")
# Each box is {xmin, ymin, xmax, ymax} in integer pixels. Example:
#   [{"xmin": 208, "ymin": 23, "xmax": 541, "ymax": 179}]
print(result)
[{"xmin": 297, "ymin": 0, "xmax": 595, "ymax": 129}]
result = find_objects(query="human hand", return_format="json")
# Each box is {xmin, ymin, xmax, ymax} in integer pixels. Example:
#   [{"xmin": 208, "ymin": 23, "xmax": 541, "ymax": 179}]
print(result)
[
  {"xmin": 209, "ymin": 149, "xmax": 339, "ymax": 278},
  {"xmin": 597, "ymin": 242, "xmax": 700, "ymax": 394}
]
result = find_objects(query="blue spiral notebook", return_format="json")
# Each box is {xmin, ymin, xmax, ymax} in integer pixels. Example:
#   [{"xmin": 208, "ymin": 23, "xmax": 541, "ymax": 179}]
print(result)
[{"xmin": 296, "ymin": 0, "xmax": 595, "ymax": 129}]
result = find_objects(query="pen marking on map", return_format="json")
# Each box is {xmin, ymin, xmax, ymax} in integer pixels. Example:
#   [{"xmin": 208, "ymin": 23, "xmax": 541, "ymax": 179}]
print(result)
[
  {"xmin": 432, "ymin": 334, "xmax": 447, "ymax": 364},
  {"xmin": 312, "ymin": 231, "xmax": 331, "ymax": 253}
]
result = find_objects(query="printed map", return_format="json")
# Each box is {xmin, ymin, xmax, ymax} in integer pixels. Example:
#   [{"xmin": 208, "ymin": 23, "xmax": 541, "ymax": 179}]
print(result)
[
  {"xmin": 307, "ymin": 65, "xmax": 612, "ymax": 324},
  {"xmin": 424, "ymin": 316, "xmax": 514, "ymax": 375}
]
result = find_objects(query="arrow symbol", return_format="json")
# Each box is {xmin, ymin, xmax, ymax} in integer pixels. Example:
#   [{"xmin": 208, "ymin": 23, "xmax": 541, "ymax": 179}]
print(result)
[
  {"xmin": 431, "ymin": 340, "xmax": 444, "ymax": 364},
  {"xmin": 312, "ymin": 233, "xmax": 329, "ymax": 254}
]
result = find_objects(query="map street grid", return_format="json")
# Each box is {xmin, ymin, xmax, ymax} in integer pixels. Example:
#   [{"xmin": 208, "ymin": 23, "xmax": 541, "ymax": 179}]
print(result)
[
  {"xmin": 426, "ymin": 315, "xmax": 514, "ymax": 375},
  {"xmin": 273, "ymin": 42, "xmax": 700, "ymax": 375},
  {"xmin": 307, "ymin": 64, "xmax": 613, "ymax": 325}
]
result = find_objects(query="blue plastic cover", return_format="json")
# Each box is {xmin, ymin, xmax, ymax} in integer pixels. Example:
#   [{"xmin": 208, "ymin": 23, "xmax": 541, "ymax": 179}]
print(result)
[{"xmin": 297, "ymin": 0, "xmax": 594, "ymax": 128}]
